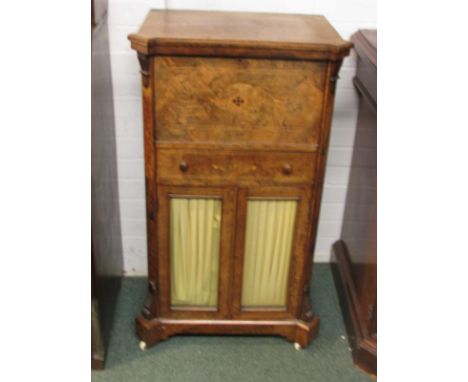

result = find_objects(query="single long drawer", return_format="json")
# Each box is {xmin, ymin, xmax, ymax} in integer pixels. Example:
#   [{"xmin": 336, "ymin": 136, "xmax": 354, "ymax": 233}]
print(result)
[{"xmin": 156, "ymin": 148, "xmax": 316, "ymax": 185}]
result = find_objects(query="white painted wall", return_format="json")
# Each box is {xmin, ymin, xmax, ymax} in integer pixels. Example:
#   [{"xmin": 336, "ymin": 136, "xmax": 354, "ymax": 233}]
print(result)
[{"xmin": 107, "ymin": 0, "xmax": 377, "ymax": 275}]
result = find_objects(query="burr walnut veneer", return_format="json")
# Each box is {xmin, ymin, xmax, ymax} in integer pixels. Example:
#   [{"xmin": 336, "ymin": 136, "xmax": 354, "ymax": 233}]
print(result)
[{"xmin": 129, "ymin": 10, "xmax": 351, "ymax": 350}]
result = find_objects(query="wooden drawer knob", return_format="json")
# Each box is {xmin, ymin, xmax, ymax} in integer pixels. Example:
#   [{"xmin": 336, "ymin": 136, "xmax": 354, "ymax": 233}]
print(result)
[
  {"xmin": 282, "ymin": 163, "xmax": 292, "ymax": 175},
  {"xmin": 179, "ymin": 161, "xmax": 189, "ymax": 172}
]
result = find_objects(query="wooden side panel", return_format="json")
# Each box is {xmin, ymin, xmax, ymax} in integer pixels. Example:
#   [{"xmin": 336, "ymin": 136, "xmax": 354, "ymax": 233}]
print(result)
[
  {"xmin": 154, "ymin": 57, "xmax": 326, "ymax": 146},
  {"xmin": 137, "ymin": 54, "xmax": 160, "ymax": 321},
  {"xmin": 331, "ymin": 29, "xmax": 376, "ymax": 376},
  {"xmin": 91, "ymin": 14, "xmax": 123, "ymax": 369},
  {"xmin": 341, "ymin": 70, "xmax": 377, "ymax": 337}
]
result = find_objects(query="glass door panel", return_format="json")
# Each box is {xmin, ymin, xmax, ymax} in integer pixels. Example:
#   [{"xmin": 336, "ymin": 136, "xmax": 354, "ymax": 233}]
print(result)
[
  {"xmin": 170, "ymin": 197, "xmax": 222, "ymax": 307},
  {"xmin": 241, "ymin": 199, "xmax": 298, "ymax": 308},
  {"xmin": 158, "ymin": 185, "xmax": 236, "ymax": 318},
  {"xmin": 232, "ymin": 186, "xmax": 312, "ymax": 319}
]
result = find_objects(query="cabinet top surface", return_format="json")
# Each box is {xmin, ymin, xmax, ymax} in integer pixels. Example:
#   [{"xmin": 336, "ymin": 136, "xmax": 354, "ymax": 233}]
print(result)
[{"xmin": 128, "ymin": 10, "xmax": 351, "ymax": 60}]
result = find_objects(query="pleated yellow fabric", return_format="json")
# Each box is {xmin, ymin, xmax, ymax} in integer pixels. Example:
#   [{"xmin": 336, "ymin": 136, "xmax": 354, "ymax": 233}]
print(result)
[
  {"xmin": 170, "ymin": 198, "xmax": 222, "ymax": 307},
  {"xmin": 241, "ymin": 200, "xmax": 297, "ymax": 307}
]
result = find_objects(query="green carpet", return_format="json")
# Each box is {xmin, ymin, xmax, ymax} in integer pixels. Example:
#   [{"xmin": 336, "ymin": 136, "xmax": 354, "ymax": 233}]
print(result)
[{"xmin": 92, "ymin": 264, "xmax": 373, "ymax": 382}]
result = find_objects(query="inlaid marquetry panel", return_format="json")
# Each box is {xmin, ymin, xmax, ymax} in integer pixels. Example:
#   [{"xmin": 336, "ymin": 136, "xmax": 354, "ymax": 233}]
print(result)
[{"xmin": 154, "ymin": 56, "xmax": 326, "ymax": 146}]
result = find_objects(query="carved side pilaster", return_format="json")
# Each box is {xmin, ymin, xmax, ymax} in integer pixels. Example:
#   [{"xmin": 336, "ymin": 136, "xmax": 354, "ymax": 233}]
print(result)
[
  {"xmin": 299, "ymin": 284, "xmax": 315, "ymax": 321},
  {"xmin": 138, "ymin": 53, "xmax": 151, "ymax": 88},
  {"xmin": 142, "ymin": 280, "xmax": 158, "ymax": 319},
  {"xmin": 137, "ymin": 53, "xmax": 159, "ymax": 319},
  {"xmin": 329, "ymin": 60, "xmax": 343, "ymax": 95}
]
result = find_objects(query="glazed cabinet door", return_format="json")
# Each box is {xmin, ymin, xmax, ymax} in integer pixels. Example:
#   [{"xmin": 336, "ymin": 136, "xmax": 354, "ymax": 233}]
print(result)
[
  {"xmin": 157, "ymin": 185, "xmax": 236, "ymax": 319},
  {"xmin": 232, "ymin": 186, "xmax": 313, "ymax": 319}
]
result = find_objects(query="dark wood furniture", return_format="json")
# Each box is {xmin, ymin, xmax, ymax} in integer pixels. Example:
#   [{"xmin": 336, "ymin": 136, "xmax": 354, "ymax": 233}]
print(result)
[
  {"xmin": 331, "ymin": 29, "xmax": 377, "ymax": 375},
  {"xmin": 91, "ymin": 0, "xmax": 123, "ymax": 369},
  {"xmin": 129, "ymin": 10, "xmax": 351, "ymax": 350}
]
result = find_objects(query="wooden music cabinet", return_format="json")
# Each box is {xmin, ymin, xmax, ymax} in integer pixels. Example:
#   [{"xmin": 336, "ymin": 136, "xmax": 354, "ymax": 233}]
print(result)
[{"xmin": 128, "ymin": 10, "xmax": 351, "ymax": 350}]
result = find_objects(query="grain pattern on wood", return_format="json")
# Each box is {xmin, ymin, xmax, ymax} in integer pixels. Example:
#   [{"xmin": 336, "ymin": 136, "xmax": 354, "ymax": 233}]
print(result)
[
  {"xmin": 136, "ymin": 316, "xmax": 320, "ymax": 349},
  {"xmin": 138, "ymin": 53, "xmax": 160, "ymax": 320},
  {"xmin": 154, "ymin": 57, "xmax": 325, "ymax": 146},
  {"xmin": 128, "ymin": 10, "xmax": 352, "ymax": 60},
  {"xmin": 156, "ymin": 148, "xmax": 316, "ymax": 186}
]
